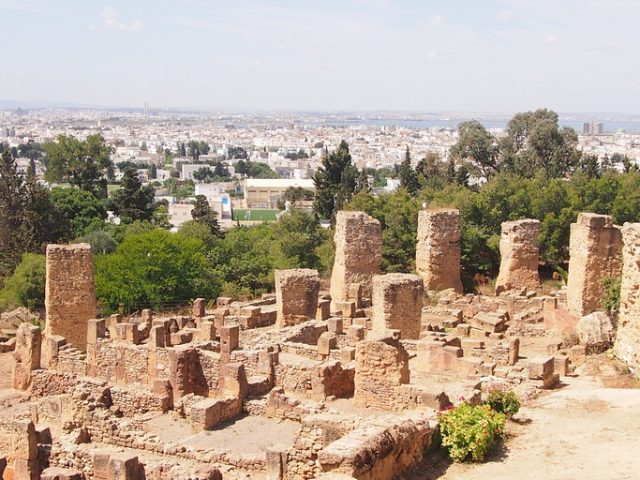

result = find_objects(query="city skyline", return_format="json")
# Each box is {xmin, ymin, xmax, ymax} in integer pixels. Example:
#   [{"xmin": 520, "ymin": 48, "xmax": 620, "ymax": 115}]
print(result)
[{"xmin": 1, "ymin": 0, "xmax": 639, "ymax": 113}]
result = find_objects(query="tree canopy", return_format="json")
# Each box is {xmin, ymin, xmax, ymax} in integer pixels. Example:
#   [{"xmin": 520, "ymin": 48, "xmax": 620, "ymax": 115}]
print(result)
[{"xmin": 313, "ymin": 140, "xmax": 358, "ymax": 221}]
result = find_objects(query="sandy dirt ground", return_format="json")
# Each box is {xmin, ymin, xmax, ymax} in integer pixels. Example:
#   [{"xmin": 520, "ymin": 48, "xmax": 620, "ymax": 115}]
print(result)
[{"xmin": 407, "ymin": 363, "xmax": 640, "ymax": 480}]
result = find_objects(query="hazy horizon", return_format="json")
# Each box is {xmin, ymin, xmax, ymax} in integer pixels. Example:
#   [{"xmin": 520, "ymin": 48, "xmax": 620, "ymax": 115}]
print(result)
[{"xmin": 2, "ymin": 0, "xmax": 638, "ymax": 113}]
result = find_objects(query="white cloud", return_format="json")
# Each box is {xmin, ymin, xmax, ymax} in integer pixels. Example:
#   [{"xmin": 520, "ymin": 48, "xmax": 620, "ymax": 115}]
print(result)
[
  {"xmin": 427, "ymin": 15, "xmax": 443, "ymax": 28},
  {"xmin": 91, "ymin": 6, "xmax": 145, "ymax": 32},
  {"xmin": 427, "ymin": 50, "xmax": 437, "ymax": 59},
  {"xmin": 498, "ymin": 10, "xmax": 512, "ymax": 21},
  {"xmin": 543, "ymin": 34, "xmax": 559, "ymax": 44}
]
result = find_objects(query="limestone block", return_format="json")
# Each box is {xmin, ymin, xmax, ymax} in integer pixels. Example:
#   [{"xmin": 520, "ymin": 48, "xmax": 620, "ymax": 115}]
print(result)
[
  {"xmin": 140, "ymin": 309, "xmax": 153, "ymax": 323},
  {"xmin": 316, "ymin": 299, "xmax": 331, "ymax": 321},
  {"xmin": 415, "ymin": 341, "xmax": 462, "ymax": 374},
  {"xmin": 527, "ymin": 357, "xmax": 554, "ymax": 380},
  {"xmin": 107, "ymin": 453, "xmax": 143, "ymax": 480},
  {"xmin": 336, "ymin": 301, "xmax": 356, "ymax": 319},
  {"xmin": 371, "ymin": 273, "xmax": 424, "ymax": 340},
  {"xmin": 553, "ymin": 356, "xmax": 569, "ymax": 376},
  {"xmin": 318, "ymin": 332, "xmax": 337, "ymax": 356},
  {"xmin": 198, "ymin": 320, "xmax": 216, "ymax": 341},
  {"xmin": 469, "ymin": 312, "xmax": 507, "ymax": 333},
  {"xmin": 12, "ymin": 324, "xmax": 41, "ymax": 390},
  {"xmin": 87, "ymin": 319, "xmax": 106, "ymax": 345},
  {"xmin": 41, "ymin": 467, "xmax": 86, "ymax": 480},
  {"xmin": 265, "ymin": 446, "xmax": 288, "ymax": 480},
  {"xmin": 348, "ymin": 283, "xmax": 363, "ymax": 308},
  {"xmin": 216, "ymin": 296, "xmax": 233, "ymax": 306},
  {"xmin": 347, "ymin": 325, "xmax": 365, "ymax": 346},
  {"xmin": 495, "ymin": 220, "xmax": 540, "ymax": 295},
  {"xmin": 416, "ymin": 208, "xmax": 463, "ymax": 293},
  {"xmin": 275, "ymin": 269, "xmax": 320, "ymax": 327},
  {"xmin": 330, "ymin": 211, "xmax": 382, "ymax": 308},
  {"xmin": 508, "ymin": 338, "xmax": 520, "ymax": 366},
  {"xmin": 327, "ymin": 317, "xmax": 344, "ymax": 334},
  {"xmin": 340, "ymin": 347, "xmax": 356, "ymax": 363},
  {"xmin": 193, "ymin": 298, "xmax": 206, "ymax": 317},
  {"xmin": 223, "ymin": 362, "xmax": 248, "ymax": 399},
  {"xmin": 576, "ymin": 311, "xmax": 615, "ymax": 352},
  {"xmin": 567, "ymin": 213, "xmax": 622, "ymax": 317},
  {"xmin": 149, "ymin": 325, "xmax": 165, "ymax": 348},
  {"xmin": 220, "ymin": 325, "xmax": 240, "ymax": 353},
  {"xmin": 44, "ymin": 244, "xmax": 96, "ymax": 352}
]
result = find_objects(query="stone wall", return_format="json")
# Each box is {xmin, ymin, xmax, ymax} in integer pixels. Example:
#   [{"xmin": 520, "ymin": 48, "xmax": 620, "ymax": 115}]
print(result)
[
  {"xmin": 416, "ymin": 209, "xmax": 463, "ymax": 293},
  {"xmin": 567, "ymin": 213, "xmax": 623, "ymax": 317},
  {"xmin": 275, "ymin": 269, "xmax": 320, "ymax": 328},
  {"xmin": 330, "ymin": 211, "xmax": 382, "ymax": 307},
  {"xmin": 495, "ymin": 219, "xmax": 540, "ymax": 295},
  {"xmin": 45, "ymin": 244, "xmax": 96, "ymax": 352},
  {"xmin": 614, "ymin": 223, "xmax": 640, "ymax": 373},
  {"xmin": 371, "ymin": 274, "xmax": 424, "ymax": 340}
]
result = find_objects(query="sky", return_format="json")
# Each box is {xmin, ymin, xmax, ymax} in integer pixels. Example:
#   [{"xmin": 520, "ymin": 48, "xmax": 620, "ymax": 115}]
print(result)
[{"xmin": 1, "ymin": 0, "xmax": 638, "ymax": 113}]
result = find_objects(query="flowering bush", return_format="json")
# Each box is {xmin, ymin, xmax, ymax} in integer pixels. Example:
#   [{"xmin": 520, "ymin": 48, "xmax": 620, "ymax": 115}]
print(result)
[
  {"xmin": 486, "ymin": 388, "xmax": 521, "ymax": 417},
  {"xmin": 439, "ymin": 402, "xmax": 505, "ymax": 462}
]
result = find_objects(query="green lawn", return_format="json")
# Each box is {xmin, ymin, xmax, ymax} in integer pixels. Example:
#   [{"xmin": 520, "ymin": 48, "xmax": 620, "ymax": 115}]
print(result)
[{"xmin": 232, "ymin": 209, "xmax": 280, "ymax": 222}]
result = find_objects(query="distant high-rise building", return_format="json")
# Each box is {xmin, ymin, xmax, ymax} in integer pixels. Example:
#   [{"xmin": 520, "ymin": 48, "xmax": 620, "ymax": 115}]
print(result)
[
  {"xmin": 582, "ymin": 122, "xmax": 591, "ymax": 135},
  {"xmin": 593, "ymin": 122, "xmax": 604, "ymax": 135}
]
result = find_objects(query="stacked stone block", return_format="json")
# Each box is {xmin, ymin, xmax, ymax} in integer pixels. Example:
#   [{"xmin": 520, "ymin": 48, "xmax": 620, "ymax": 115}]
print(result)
[
  {"xmin": 416, "ymin": 208, "xmax": 463, "ymax": 293},
  {"xmin": 371, "ymin": 273, "xmax": 424, "ymax": 339},
  {"xmin": 275, "ymin": 269, "xmax": 320, "ymax": 327},
  {"xmin": 330, "ymin": 211, "xmax": 382, "ymax": 307},
  {"xmin": 495, "ymin": 219, "xmax": 540, "ymax": 295},
  {"xmin": 567, "ymin": 213, "xmax": 622, "ymax": 317},
  {"xmin": 44, "ymin": 244, "xmax": 96, "ymax": 352}
]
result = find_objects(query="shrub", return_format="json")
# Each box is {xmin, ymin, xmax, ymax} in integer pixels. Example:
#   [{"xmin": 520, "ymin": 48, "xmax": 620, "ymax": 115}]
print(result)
[
  {"xmin": 486, "ymin": 388, "xmax": 521, "ymax": 417},
  {"xmin": 601, "ymin": 276, "xmax": 621, "ymax": 313},
  {"xmin": 439, "ymin": 403, "xmax": 505, "ymax": 462},
  {"xmin": 0, "ymin": 253, "xmax": 46, "ymax": 311}
]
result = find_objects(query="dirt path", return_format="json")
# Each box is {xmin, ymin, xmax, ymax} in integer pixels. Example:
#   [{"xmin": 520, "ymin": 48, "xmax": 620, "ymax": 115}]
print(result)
[{"xmin": 409, "ymin": 373, "xmax": 640, "ymax": 480}]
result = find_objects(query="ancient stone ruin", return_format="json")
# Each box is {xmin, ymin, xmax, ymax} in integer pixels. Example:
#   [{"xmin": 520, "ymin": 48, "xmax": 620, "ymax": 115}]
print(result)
[
  {"xmin": 495, "ymin": 219, "xmax": 541, "ymax": 295},
  {"xmin": 2, "ymin": 209, "xmax": 639, "ymax": 479},
  {"xmin": 416, "ymin": 208, "xmax": 463, "ymax": 293},
  {"xmin": 329, "ymin": 211, "xmax": 382, "ymax": 309},
  {"xmin": 566, "ymin": 213, "xmax": 622, "ymax": 317},
  {"xmin": 614, "ymin": 223, "xmax": 640, "ymax": 372},
  {"xmin": 44, "ymin": 244, "xmax": 96, "ymax": 352}
]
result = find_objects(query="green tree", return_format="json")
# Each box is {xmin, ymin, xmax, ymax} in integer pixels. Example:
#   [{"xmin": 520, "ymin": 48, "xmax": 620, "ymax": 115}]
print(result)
[
  {"xmin": 313, "ymin": 141, "xmax": 358, "ymax": 221},
  {"xmin": 0, "ymin": 151, "xmax": 61, "ymax": 280},
  {"xmin": 450, "ymin": 121, "xmax": 499, "ymax": 180},
  {"xmin": 193, "ymin": 167, "xmax": 214, "ymax": 182},
  {"xmin": 108, "ymin": 168, "xmax": 155, "ymax": 223},
  {"xmin": 270, "ymin": 209, "xmax": 329, "ymax": 270},
  {"xmin": 0, "ymin": 253, "xmax": 46, "ymax": 311},
  {"xmin": 43, "ymin": 134, "xmax": 113, "ymax": 197},
  {"xmin": 191, "ymin": 195, "xmax": 221, "ymax": 237},
  {"xmin": 95, "ymin": 229, "xmax": 220, "ymax": 312},
  {"xmin": 399, "ymin": 146, "xmax": 420, "ymax": 195},
  {"xmin": 80, "ymin": 230, "xmax": 118, "ymax": 255},
  {"xmin": 50, "ymin": 187, "xmax": 107, "ymax": 239}
]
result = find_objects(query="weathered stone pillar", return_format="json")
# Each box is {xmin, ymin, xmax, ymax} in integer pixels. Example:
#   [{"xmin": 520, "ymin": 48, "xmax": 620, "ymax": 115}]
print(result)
[
  {"xmin": 12, "ymin": 324, "xmax": 41, "ymax": 390},
  {"xmin": 274, "ymin": 269, "xmax": 320, "ymax": 327},
  {"xmin": 495, "ymin": 219, "xmax": 540, "ymax": 295},
  {"xmin": 371, "ymin": 273, "xmax": 424, "ymax": 339},
  {"xmin": 567, "ymin": 213, "xmax": 622, "ymax": 317},
  {"xmin": 44, "ymin": 244, "xmax": 96, "ymax": 352},
  {"xmin": 12, "ymin": 420, "xmax": 39, "ymax": 480},
  {"xmin": 330, "ymin": 211, "xmax": 382, "ymax": 308},
  {"xmin": 614, "ymin": 223, "xmax": 640, "ymax": 373},
  {"xmin": 416, "ymin": 209, "xmax": 463, "ymax": 293},
  {"xmin": 353, "ymin": 333, "xmax": 409, "ymax": 409}
]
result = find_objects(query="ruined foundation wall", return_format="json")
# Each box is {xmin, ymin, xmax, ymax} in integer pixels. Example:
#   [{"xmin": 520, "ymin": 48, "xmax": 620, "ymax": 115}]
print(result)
[
  {"xmin": 330, "ymin": 211, "xmax": 382, "ymax": 306},
  {"xmin": 416, "ymin": 209, "xmax": 463, "ymax": 293},
  {"xmin": 567, "ymin": 213, "xmax": 622, "ymax": 317},
  {"xmin": 45, "ymin": 244, "xmax": 96, "ymax": 352},
  {"xmin": 371, "ymin": 274, "xmax": 424, "ymax": 340},
  {"xmin": 495, "ymin": 219, "xmax": 540, "ymax": 295},
  {"xmin": 614, "ymin": 223, "xmax": 640, "ymax": 373}
]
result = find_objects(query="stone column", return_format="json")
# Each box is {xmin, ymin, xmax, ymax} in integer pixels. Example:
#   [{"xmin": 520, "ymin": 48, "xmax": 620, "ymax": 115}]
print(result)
[
  {"xmin": 12, "ymin": 420, "xmax": 39, "ymax": 480},
  {"xmin": 274, "ymin": 269, "xmax": 320, "ymax": 327},
  {"xmin": 12, "ymin": 324, "xmax": 41, "ymax": 390},
  {"xmin": 330, "ymin": 211, "xmax": 382, "ymax": 308},
  {"xmin": 567, "ymin": 213, "xmax": 622, "ymax": 317},
  {"xmin": 614, "ymin": 223, "xmax": 640, "ymax": 373},
  {"xmin": 353, "ymin": 333, "xmax": 409, "ymax": 409},
  {"xmin": 44, "ymin": 244, "xmax": 96, "ymax": 352},
  {"xmin": 371, "ymin": 273, "xmax": 424, "ymax": 339},
  {"xmin": 416, "ymin": 209, "xmax": 463, "ymax": 293},
  {"xmin": 495, "ymin": 219, "xmax": 540, "ymax": 295}
]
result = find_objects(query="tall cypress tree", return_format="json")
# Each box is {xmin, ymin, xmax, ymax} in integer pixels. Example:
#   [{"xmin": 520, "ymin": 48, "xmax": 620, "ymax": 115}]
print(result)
[
  {"xmin": 399, "ymin": 146, "xmax": 420, "ymax": 195},
  {"xmin": 312, "ymin": 140, "xmax": 358, "ymax": 222}
]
